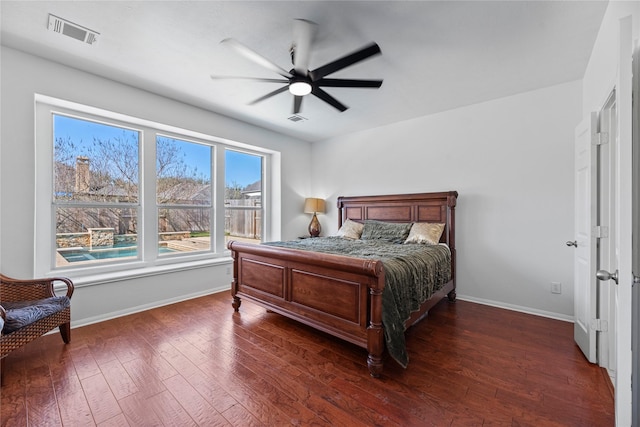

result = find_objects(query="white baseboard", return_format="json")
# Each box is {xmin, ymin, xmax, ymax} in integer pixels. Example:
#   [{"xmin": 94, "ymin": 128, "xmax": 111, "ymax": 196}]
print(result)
[
  {"xmin": 63, "ymin": 288, "xmax": 573, "ymax": 332},
  {"xmin": 457, "ymin": 294, "xmax": 574, "ymax": 323},
  {"xmin": 69, "ymin": 285, "xmax": 229, "ymax": 329}
]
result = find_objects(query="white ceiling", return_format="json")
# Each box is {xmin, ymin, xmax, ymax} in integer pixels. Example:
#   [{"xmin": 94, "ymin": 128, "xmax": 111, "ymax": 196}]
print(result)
[{"xmin": 1, "ymin": 1, "xmax": 608, "ymax": 142}]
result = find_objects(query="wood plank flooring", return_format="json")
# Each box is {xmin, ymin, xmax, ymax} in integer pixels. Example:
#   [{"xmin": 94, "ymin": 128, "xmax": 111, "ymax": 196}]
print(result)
[{"xmin": 1, "ymin": 292, "xmax": 614, "ymax": 426}]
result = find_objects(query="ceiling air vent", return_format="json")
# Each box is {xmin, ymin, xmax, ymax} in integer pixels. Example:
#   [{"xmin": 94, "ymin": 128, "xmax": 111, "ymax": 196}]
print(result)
[
  {"xmin": 287, "ymin": 115, "xmax": 308, "ymax": 122},
  {"xmin": 48, "ymin": 14, "xmax": 99, "ymax": 45}
]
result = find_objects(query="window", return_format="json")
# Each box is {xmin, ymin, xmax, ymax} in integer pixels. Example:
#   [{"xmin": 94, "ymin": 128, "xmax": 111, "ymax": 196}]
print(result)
[
  {"xmin": 157, "ymin": 136, "xmax": 212, "ymax": 255},
  {"xmin": 53, "ymin": 115, "xmax": 141, "ymax": 267},
  {"xmin": 35, "ymin": 97, "xmax": 275, "ymax": 277},
  {"xmin": 225, "ymin": 150, "xmax": 263, "ymax": 244}
]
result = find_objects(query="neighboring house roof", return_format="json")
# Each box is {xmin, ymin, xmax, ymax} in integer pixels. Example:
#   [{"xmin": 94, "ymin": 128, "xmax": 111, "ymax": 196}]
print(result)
[
  {"xmin": 242, "ymin": 180, "xmax": 261, "ymax": 198},
  {"xmin": 157, "ymin": 182, "xmax": 211, "ymax": 204}
]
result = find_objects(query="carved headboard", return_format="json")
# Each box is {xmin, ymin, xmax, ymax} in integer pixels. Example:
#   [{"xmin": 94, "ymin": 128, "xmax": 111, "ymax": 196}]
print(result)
[{"xmin": 336, "ymin": 191, "xmax": 458, "ymax": 249}]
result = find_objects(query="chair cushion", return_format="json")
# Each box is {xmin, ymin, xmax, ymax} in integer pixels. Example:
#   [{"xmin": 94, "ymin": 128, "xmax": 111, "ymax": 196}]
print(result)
[{"xmin": 1, "ymin": 297, "xmax": 70, "ymax": 334}]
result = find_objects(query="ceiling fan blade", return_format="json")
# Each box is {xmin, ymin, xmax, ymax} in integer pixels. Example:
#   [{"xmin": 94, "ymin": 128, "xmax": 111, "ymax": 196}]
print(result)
[
  {"xmin": 248, "ymin": 85, "xmax": 289, "ymax": 105},
  {"xmin": 310, "ymin": 42, "xmax": 381, "ymax": 81},
  {"xmin": 316, "ymin": 78, "xmax": 383, "ymax": 88},
  {"xmin": 311, "ymin": 87, "xmax": 348, "ymax": 112},
  {"xmin": 293, "ymin": 95, "xmax": 303, "ymax": 114},
  {"xmin": 221, "ymin": 38, "xmax": 292, "ymax": 79},
  {"xmin": 292, "ymin": 19, "xmax": 317, "ymax": 75},
  {"xmin": 210, "ymin": 75, "xmax": 289, "ymax": 84}
]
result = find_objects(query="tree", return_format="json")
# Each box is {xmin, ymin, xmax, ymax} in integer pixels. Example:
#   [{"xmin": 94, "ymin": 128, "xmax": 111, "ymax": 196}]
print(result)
[
  {"xmin": 225, "ymin": 180, "xmax": 244, "ymax": 200},
  {"xmin": 54, "ymin": 130, "xmax": 211, "ymax": 236}
]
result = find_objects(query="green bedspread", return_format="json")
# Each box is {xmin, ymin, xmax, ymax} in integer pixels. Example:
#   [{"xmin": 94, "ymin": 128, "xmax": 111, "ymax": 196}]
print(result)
[{"xmin": 264, "ymin": 237, "xmax": 451, "ymax": 368}]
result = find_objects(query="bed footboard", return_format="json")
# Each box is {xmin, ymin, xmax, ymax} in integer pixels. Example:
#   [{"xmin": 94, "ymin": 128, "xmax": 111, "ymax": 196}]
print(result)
[{"xmin": 229, "ymin": 240, "xmax": 387, "ymax": 376}]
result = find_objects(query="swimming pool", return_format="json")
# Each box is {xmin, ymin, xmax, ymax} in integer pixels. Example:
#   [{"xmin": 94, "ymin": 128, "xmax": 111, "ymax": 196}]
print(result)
[{"xmin": 59, "ymin": 245, "xmax": 177, "ymax": 262}]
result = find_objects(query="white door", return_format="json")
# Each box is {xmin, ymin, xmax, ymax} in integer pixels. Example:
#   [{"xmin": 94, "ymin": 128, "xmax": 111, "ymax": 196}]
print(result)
[
  {"xmin": 609, "ymin": 16, "xmax": 633, "ymax": 426},
  {"xmin": 598, "ymin": 93, "xmax": 617, "ymax": 380},
  {"xmin": 573, "ymin": 113, "xmax": 598, "ymax": 364}
]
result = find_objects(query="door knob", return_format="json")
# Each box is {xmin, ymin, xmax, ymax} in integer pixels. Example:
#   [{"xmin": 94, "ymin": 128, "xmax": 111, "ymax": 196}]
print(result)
[
  {"xmin": 596, "ymin": 269, "xmax": 619, "ymax": 284},
  {"xmin": 566, "ymin": 240, "xmax": 577, "ymax": 247}
]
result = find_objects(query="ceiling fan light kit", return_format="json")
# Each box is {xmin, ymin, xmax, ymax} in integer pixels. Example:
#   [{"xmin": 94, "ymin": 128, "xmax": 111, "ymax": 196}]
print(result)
[
  {"xmin": 289, "ymin": 80, "xmax": 312, "ymax": 96},
  {"xmin": 216, "ymin": 19, "xmax": 383, "ymax": 114}
]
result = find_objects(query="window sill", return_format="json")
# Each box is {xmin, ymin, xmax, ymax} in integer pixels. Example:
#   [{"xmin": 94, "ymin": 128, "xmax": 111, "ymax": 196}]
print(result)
[{"xmin": 53, "ymin": 256, "xmax": 232, "ymax": 290}]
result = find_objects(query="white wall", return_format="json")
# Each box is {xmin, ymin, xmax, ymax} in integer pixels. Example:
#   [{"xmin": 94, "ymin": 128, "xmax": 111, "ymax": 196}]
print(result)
[
  {"xmin": 582, "ymin": 0, "xmax": 640, "ymax": 114},
  {"xmin": 0, "ymin": 46, "xmax": 312, "ymax": 326},
  {"xmin": 311, "ymin": 80, "xmax": 582, "ymax": 319}
]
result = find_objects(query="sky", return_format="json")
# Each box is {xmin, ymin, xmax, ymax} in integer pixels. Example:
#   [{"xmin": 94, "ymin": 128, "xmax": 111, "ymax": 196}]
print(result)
[
  {"xmin": 224, "ymin": 149, "xmax": 262, "ymax": 188},
  {"xmin": 53, "ymin": 114, "xmax": 261, "ymax": 187}
]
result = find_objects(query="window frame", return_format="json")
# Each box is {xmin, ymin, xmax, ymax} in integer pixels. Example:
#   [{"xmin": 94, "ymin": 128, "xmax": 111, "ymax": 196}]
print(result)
[{"xmin": 34, "ymin": 95, "xmax": 275, "ymax": 280}]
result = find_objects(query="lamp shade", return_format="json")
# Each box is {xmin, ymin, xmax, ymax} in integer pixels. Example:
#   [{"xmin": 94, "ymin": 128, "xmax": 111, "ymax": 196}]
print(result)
[{"xmin": 304, "ymin": 198, "xmax": 325, "ymax": 214}]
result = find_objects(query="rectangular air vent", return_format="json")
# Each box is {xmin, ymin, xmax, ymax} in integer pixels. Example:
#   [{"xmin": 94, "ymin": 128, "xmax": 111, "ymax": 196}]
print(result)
[{"xmin": 48, "ymin": 14, "xmax": 99, "ymax": 45}]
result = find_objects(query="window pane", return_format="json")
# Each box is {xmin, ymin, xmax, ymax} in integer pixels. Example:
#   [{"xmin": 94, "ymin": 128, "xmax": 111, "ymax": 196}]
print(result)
[
  {"xmin": 54, "ymin": 115, "xmax": 139, "ymax": 203},
  {"xmin": 55, "ymin": 206, "xmax": 139, "ymax": 266},
  {"xmin": 157, "ymin": 136, "xmax": 212, "ymax": 205},
  {"xmin": 225, "ymin": 150, "xmax": 262, "ymax": 243},
  {"xmin": 157, "ymin": 137, "xmax": 212, "ymax": 255},
  {"xmin": 158, "ymin": 207, "xmax": 210, "ymax": 254}
]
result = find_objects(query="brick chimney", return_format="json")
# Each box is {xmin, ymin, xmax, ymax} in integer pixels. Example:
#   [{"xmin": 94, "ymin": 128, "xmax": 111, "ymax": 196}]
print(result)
[{"xmin": 75, "ymin": 156, "xmax": 90, "ymax": 193}]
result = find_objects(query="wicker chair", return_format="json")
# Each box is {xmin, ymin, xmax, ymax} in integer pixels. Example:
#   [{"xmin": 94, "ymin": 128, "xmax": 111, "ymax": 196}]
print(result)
[{"xmin": 0, "ymin": 274, "xmax": 74, "ymax": 383}]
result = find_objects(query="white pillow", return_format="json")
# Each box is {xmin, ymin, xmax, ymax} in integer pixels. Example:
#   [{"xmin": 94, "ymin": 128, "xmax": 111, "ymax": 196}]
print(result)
[
  {"xmin": 404, "ymin": 222, "xmax": 445, "ymax": 245},
  {"xmin": 336, "ymin": 219, "xmax": 364, "ymax": 240}
]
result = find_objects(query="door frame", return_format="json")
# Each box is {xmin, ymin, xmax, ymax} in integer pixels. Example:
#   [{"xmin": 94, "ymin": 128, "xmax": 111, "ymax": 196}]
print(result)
[{"xmin": 631, "ymin": 33, "xmax": 639, "ymax": 427}]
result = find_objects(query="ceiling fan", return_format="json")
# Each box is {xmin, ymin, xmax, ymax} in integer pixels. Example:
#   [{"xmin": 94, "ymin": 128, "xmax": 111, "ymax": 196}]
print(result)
[{"xmin": 212, "ymin": 19, "xmax": 383, "ymax": 114}]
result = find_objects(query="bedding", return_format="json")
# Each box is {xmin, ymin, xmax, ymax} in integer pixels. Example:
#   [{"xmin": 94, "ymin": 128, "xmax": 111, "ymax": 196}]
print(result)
[
  {"xmin": 360, "ymin": 220, "xmax": 412, "ymax": 243},
  {"xmin": 264, "ymin": 236, "xmax": 451, "ymax": 367}
]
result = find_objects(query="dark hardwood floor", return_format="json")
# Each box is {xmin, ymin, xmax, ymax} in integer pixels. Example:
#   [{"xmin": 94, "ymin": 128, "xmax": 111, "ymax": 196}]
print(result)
[{"xmin": 1, "ymin": 291, "xmax": 614, "ymax": 426}]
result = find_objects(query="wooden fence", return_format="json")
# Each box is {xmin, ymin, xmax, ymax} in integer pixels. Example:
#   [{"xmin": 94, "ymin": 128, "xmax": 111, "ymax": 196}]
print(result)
[{"xmin": 225, "ymin": 199, "xmax": 262, "ymax": 239}]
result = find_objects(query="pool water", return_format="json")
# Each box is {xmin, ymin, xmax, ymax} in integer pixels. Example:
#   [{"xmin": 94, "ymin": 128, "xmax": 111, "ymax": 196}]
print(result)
[{"xmin": 59, "ymin": 245, "xmax": 177, "ymax": 262}]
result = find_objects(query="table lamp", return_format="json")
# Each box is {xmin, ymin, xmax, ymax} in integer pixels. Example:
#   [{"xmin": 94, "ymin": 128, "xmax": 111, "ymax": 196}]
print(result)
[{"xmin": 304, "ymin": 197, "xmax": 325, "ymax": 237}]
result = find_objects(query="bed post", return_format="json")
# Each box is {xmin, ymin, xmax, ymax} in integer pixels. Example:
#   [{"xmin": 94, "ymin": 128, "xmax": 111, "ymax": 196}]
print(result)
[
  {"xmin": 337, "ymin": 197, "xmax": 345, "ymax": 229},
  {"xmin": 229, "ymin": 244, "xmax": 242, "ymax": 311},
  {"xmin": 447, "ymin": 192, "xmax": 457, "ymax": 302},
  {"xmin": 367, "ymin": 269, "xmax": 385, "ymax": 378}
]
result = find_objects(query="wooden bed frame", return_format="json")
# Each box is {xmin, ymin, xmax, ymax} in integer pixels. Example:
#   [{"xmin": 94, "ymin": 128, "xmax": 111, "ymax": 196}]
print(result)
[{"xmin": 228, "ymin": 191, "xmax": 458, "ymax": 377}]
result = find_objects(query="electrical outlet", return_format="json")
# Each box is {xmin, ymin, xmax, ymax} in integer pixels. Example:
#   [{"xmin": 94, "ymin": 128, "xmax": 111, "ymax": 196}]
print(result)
[
  {"xmin": 551, "ymin": 282, "xmax": 562, "ymax": 294},
  {"xmin": 226, "ymin": 267, "xmax": 231, "ymax": 275}
]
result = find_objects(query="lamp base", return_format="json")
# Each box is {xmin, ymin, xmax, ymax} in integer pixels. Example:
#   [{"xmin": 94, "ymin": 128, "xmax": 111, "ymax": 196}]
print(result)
[{"xmin": 308, "ymin": 213, "xmax": 321, "ymax": 237}]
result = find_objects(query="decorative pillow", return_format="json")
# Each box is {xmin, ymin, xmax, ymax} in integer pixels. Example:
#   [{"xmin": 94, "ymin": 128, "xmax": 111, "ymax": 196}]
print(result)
[
  {"xmin": 360, "ymin": 220, "xmax": 412, "ymax": 244},
  {"xmin": 404, "ymin": 222, "xmax": 445, "ymax": 245},
  {"xmin": 336, "ymin": 219, "xmax": 364, "ymax": 240}
]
